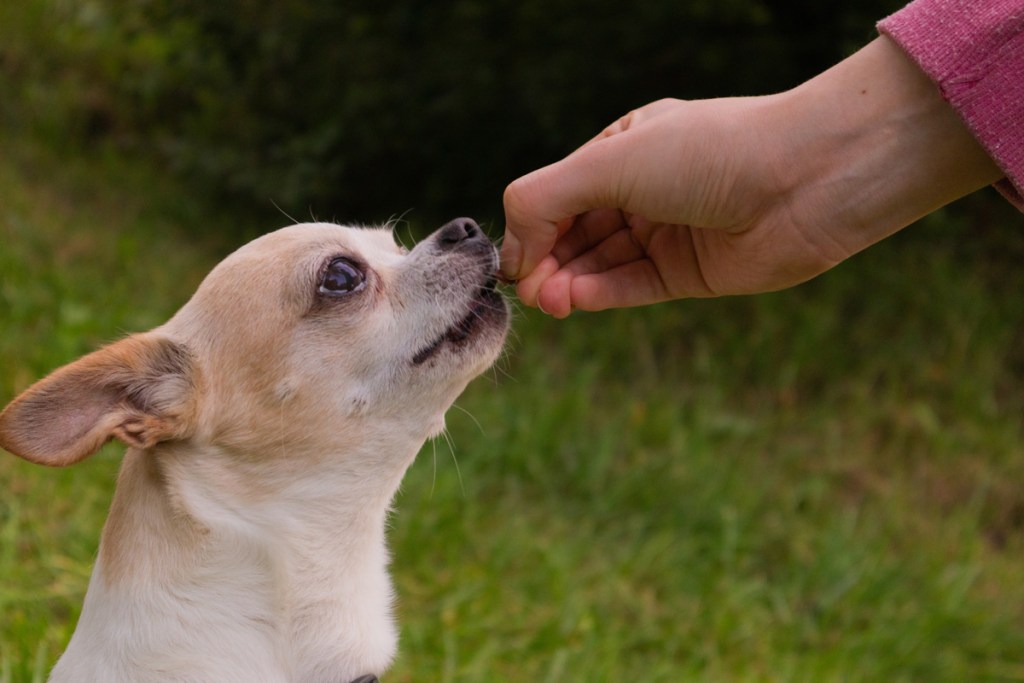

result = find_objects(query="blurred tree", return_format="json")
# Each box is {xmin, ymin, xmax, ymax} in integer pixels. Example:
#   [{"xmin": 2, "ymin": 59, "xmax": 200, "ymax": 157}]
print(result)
[{"xmin": 6, "ymin": 0, "xmax": 907, "ymax": 228}]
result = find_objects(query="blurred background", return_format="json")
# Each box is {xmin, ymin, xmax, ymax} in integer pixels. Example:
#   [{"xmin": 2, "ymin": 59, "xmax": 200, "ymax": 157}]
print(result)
[
  {"xmin": 5, "ymin": 0, "xmax": 916, "ymax": 228},
  {"xmin": 3, "ymin": 1, "xmax": 1024, "ymax": 681}
]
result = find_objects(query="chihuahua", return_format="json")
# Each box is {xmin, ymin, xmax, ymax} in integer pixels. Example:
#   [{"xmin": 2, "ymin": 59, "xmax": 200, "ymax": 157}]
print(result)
[{"xmin": 0, "ymin": 218, "xmax": 508, "ymax": 682}]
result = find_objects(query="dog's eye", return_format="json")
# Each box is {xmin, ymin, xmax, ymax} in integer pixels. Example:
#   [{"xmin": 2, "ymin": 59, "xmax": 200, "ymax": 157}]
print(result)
[{"xmin": 320, "ymin": 258, "xmax": 365, "ymax": 295}]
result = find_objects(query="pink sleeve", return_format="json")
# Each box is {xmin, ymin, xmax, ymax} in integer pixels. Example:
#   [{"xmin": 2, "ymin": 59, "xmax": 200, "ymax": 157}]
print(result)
[{"xmin": 878, "ymin": 0, "xmax": 1024, "ymax": 211}]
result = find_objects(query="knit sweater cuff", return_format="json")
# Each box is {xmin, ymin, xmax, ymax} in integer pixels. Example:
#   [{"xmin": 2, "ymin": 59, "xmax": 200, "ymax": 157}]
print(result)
[{"xmin": 878, "ymin": 0, "xmax": 1024, "ymax": 210}]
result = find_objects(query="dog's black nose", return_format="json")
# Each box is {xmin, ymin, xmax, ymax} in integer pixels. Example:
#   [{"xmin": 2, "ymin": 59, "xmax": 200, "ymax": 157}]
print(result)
[{"xmin": 437, "ymin": 217, "xmax": 481, "ymax": 249}]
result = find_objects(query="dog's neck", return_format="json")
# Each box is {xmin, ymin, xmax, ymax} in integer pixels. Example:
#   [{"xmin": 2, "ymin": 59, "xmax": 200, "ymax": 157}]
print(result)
[{"xmin": 52, "ymin": 428, "xmax": 424, "ymax": 683}]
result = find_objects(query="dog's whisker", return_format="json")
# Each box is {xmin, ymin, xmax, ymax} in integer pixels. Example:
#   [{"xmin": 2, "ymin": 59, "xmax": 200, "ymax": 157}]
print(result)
[
  {"xmin": 449, "ymin": 402, "xmax": 485, "ymax": 436},
  {"xmin": 270, "ymin": 198, "xmax": 301, "ymax": 225},
  {"xmin": 429, "ymin": 438, "xmax": 439, "ymax": 499},
  {"xmin": 384, "ymin": 210, "xmax": 416, "ymax": 251},
  {"xmin": 446, "ymin": 430, "xmax": 467, "ymax": 500}
]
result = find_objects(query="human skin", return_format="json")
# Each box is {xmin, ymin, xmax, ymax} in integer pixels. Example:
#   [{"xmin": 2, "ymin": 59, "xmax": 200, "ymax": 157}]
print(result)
[{"xmin": 501, "ymin": 36, "xmax": 1003, "ymax": 318}]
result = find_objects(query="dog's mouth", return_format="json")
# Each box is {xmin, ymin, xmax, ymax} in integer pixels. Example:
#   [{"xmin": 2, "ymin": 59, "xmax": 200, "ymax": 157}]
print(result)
[{"xmin": 412, "ymin": 275, "xmax": 505, "ymax": 366}]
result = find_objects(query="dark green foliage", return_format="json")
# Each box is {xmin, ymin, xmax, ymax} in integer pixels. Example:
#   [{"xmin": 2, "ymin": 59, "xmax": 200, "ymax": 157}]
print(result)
[{"xmin": 2, "ymin": 0, "xmax": 905, "ymax": 228}]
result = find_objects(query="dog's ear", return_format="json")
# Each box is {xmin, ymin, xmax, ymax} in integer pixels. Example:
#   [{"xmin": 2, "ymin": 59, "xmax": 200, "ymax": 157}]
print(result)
[{"xmin": 0, "ymin": 334, "xmax": 198, "ymax": 467}]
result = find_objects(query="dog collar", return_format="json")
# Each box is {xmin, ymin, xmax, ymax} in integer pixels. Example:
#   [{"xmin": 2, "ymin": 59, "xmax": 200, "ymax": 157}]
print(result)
[{"xmin": 350, "ymin": 676, "xmax": 379, "ymax": 683}]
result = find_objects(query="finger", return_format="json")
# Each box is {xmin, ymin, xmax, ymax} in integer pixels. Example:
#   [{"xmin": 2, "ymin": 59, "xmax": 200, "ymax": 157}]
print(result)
[
  {"xmin": 502, "ymin": 136, "xmax": 632, "ymax": 280},
  {"xmin": 580, "ymin": 112, "xmax": 634, "ymax": 148},
  {"xmin": 569, "ymin": 261, "xmax": 673, "ymax": 311},
  {"xmin": 555, "ymin": 224, "xmax": 647, "ymax": 279},
  {"xmin": 503, "ymin": 97, "xmax": 694, "ymax": 281},
  {"xmin": 578, "ymin": 98, "xmax": 685, "ymax": 150},
  {"xmin": 537, "ymin": 229, "xmax": 650, "ymax": 315},
  {"xmin": 514, "ymin": 254, "xmax": 561, "ymax": 308},
  {"xmin": 536, "ymin": 270, "xmax": 574, "ymax": 319},
  {"xmin": 500, "ymin": 211, "xmax": 572, "ymax": 281},
  {"xmin": 502, "ymin": 172, "xmax": 576, "ymax": 280},
  {"xmin": 536, "ymin": 226, "xmax": 649, "ymax": 317},
  {"xmin": 549, "ymin": 208, "xmax": 630, "ymax": 266}
]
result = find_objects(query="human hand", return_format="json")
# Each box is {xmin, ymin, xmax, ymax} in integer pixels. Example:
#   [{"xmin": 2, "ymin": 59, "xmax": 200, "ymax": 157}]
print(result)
[
  {"xmin": 501, "ymin": 37, "xmax": 1001, "ymax": 318},
  {"xmin": 503, "ymin": 96, "xmax": 822, "ymax": 316}
]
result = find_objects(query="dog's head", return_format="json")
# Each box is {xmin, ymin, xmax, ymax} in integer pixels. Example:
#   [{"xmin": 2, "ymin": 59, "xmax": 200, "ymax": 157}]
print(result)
[{"xmin": 0, "ymin": 219, "xmax": 509, "ymax": 466}]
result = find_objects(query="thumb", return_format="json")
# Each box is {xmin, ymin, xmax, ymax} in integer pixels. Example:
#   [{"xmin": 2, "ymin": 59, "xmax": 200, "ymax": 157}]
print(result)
[{"xmin": 501, "ymin": 140, "xmax": 624, "ymax": 280}]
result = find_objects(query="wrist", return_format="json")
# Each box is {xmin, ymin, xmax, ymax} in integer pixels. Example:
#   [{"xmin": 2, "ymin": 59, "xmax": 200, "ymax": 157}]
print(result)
[{"xmin": 771, "ymin": 36, "xmax": 1001, "ymax": 258}]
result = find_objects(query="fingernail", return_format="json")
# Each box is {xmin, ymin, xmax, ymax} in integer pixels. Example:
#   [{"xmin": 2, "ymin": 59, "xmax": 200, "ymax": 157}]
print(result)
[{"xmin": 499, "ymin": 233, "xmax": 523, "ymax": 279}]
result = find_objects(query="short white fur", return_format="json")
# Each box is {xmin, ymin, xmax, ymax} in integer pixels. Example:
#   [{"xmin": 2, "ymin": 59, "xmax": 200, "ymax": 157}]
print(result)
[{"xmin": 0, "ymin": 221, "xmax": 508, "ymax": 682}]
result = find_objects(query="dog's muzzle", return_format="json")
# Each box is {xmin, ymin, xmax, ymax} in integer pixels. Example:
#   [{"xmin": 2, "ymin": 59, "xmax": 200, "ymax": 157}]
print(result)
[{"xmin": 410, "ymin": 217, "xmax": 507, "ymax": 366}]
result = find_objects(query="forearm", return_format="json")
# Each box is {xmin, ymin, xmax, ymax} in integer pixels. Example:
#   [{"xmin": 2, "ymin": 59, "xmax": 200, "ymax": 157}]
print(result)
[
  {"xmin": 501, "ymin": 26, "xmax": 1011, "ymax": 309},
  {"xmin": 767, "ymin": 36, "xmax": 1002, "ymax": 260},
  {"xmin": 879, "ymin": 0, "xmax": 1024, "ymax": 209}
]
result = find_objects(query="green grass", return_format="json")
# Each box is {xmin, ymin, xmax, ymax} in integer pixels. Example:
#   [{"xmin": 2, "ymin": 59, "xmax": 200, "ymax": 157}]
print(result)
[{"xmin": 3, "ymin": 137, "xmax": 1024, "ymax": 682}]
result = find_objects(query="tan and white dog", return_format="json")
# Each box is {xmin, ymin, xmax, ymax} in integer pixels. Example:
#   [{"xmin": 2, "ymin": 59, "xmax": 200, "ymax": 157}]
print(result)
[{"xmin": 0, "ymin": 218, "xmax": 508, "ymax": 683}]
